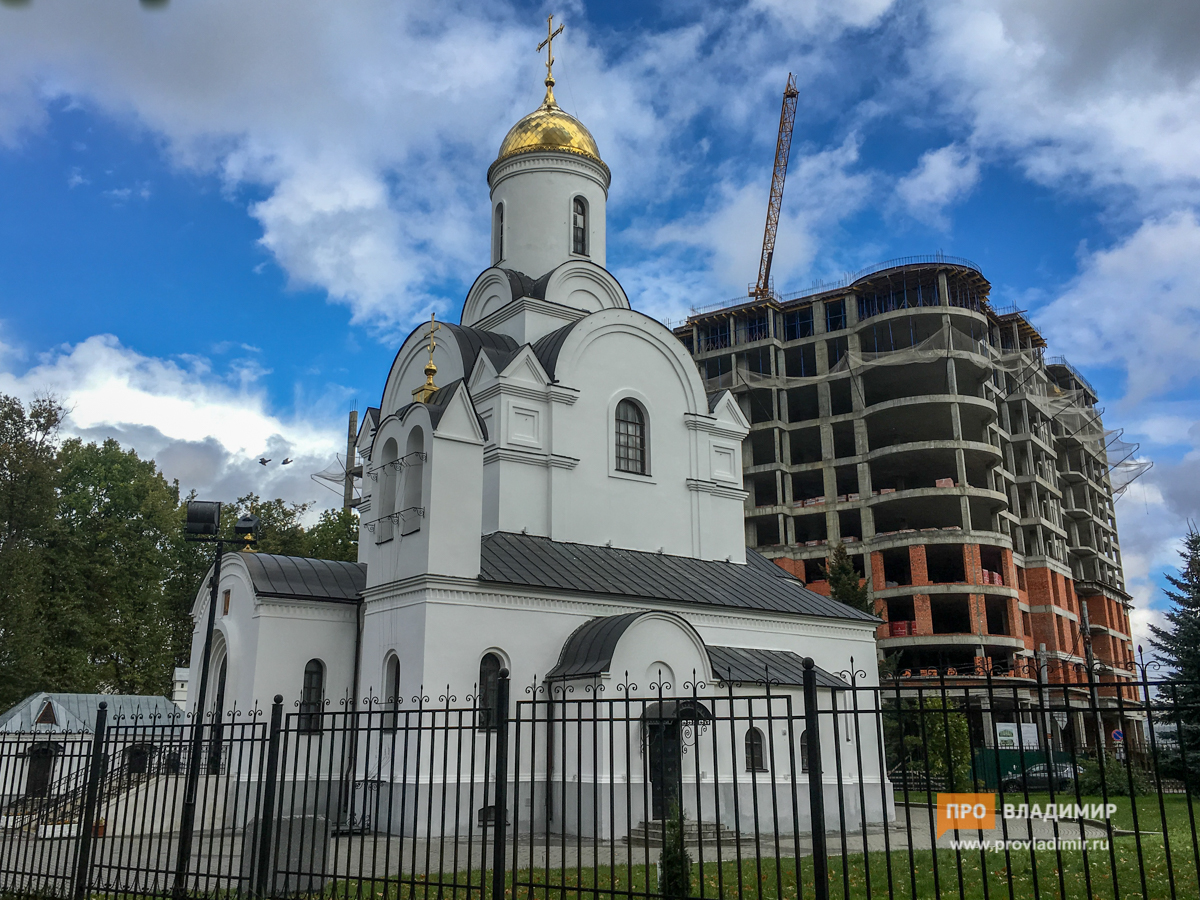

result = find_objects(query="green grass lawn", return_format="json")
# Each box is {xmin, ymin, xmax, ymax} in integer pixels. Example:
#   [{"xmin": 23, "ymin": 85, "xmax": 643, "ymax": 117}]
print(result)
[{"xmin": 330, "ymin": 795, "xmax": 1199, "ymax": 900}]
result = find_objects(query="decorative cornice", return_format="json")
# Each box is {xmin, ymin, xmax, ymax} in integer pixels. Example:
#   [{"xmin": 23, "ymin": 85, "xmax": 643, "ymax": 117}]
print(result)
[
  {"xmin": 482, "ymin": 446, "xmax": 579, "ymax": 469},
  {"xmin": 683, "ymin": 414, "xmax": 748, "ymax": 440},
  {"xmin": 488, "ymin": 150, "xmax": 610, "ymax": 193},
  {"xmin": 686, "ymin": 478, "xmax": 747, "ymax": 500}
]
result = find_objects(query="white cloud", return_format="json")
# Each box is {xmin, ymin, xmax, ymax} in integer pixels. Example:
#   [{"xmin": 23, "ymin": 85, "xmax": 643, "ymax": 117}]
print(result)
[
  {"xmin": 0, "ymin": 334, "xmax": 344, "ymax": 507},
  {"xmin": 894, "ymin": 143, "xmax": 979, "ymax": 228},
  {"xmin": 918, "ymin": 1, "xmax": 1200, "ymax": 213},
  {"xmin": 1038, "ymin": 211, "xmax": 1200, "ymax": 403}
]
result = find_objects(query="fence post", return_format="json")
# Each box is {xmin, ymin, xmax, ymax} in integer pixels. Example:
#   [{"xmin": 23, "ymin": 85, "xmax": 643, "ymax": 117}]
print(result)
[
  {"xmin": 803, "ymin": 659, "xmax": 829, "ymax": 900},
  {"xmin": 490, "ymin": 668, "xmax": 511, "ymax": 900},
  {"xmin": 71, "ymin": 701, "xmax": 108, "ymax": 900},
  {"xmin": 254, "ymin": 696, "xmax": 285, "ymax": 898}
]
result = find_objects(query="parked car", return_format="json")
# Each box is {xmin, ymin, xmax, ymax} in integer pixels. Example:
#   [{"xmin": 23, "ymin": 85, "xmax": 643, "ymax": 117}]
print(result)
[{"xmin": 1001, "ymin": 762, "xmax": 1081, "ymax": 793}]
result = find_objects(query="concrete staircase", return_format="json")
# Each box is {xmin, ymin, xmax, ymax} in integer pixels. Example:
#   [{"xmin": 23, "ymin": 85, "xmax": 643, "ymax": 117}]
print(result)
[{"xmin": 624, "ymin": 820, "xmax": 738, "ymax": 846}]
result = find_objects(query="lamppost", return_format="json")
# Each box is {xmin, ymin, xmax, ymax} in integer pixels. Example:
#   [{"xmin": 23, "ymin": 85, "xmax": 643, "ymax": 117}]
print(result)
[{"xmin": 173, "ymin": 500, "xmax": 259, "ymax": 899}]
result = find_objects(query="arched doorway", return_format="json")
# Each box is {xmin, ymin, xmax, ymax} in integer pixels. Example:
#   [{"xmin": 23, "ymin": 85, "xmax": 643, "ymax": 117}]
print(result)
[{"xmin": 643, "ymin": 699, "xmax": 711, "ymax": 820}]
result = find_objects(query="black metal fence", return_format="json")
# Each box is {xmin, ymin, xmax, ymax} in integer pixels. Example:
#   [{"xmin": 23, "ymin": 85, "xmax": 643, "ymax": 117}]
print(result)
[{"xmin": 1, "ymin": 663, "xmax": 1198, "ymax": 900}]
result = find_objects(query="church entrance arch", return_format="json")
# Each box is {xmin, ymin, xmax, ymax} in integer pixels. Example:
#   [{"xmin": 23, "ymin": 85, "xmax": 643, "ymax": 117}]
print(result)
[{"xmin": 642, "ymin": 699, "xmax": 710, "ymax": 820}]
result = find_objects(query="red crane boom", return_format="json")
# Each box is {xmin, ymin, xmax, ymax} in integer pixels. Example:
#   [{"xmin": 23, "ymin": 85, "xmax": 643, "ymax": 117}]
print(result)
[{"xmin": 752, "ymin": 73, "xmax": 800, "ymax": 300}]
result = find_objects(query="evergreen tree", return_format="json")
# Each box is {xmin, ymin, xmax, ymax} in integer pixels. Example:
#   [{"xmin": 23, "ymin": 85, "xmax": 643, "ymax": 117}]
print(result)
[
  {"xmin": 658, "ymin": 803, "xmax": 692, "ymax": 900},
  {"xmin": 827, "ymin": 542, "xmax": 871, "ymax": 613},
  {"xmin": 1150, "ymin": 527, "xmax": 1200, "ymax": 776}
]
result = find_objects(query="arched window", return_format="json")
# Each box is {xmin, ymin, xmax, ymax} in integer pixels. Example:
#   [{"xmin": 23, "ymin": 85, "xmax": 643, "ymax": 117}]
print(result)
[
  {"xmin": 615, "ymin": 399, "xmax": 646, "ymax": 474},
  {"xmin": 799, "ymin": 731, "xmax": 808, "ymax": 772},
  {"xmin": 384, "ymin": 654, "xmax": 401, "ymax": 730},
  {"xmin": 377, "ymin": 438, "xmax": 398, "ymax": 543},
  {"xmin": 572, "ymin": 197, "xmax": 587, "ymax": 255},
  {"xmin": 745, "ymin": 727, "xmax": 767, "ymax": 772},
  {"xmin": 493, "ymin": 203, "xmax": 504, "ymax": 264},
  {"xmin": 400, "ymin": 428, "xmax": 424, "ymax": 535},
  {"xmin": 478, "ymin": 652, "xmax": 503, "ymax": 730},
  {"xmin": 299, "ymin": 659, "xmax": 325, "ymax": 733}
]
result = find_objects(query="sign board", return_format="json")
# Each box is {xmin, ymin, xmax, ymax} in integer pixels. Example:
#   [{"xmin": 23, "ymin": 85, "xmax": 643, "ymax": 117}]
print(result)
[
  {"xmin": 1112, "ymin": 729, "xmax": 1124, "ymax": 743},
  {"xmin": 995, "ymin": 723, "xmax": 1041, "ymax": 750}
]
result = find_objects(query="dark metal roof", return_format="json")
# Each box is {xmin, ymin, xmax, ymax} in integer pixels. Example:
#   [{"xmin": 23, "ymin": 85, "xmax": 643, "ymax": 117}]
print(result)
[
  {"xmin": 478, "ymin": 532, "xmax": 877, "ymax": 622},
  {"xmin": 546, "ymin": 611, "xmax": 659, "ymax": 679},
  {"xmin": 498, "ymin": 268, "xmax": 553, "ymax": 301},
  {"xmin": 393, "ymin": 379, "xmax": 488, "ymax": 441},
  {"xmin": 0, "ymin": 693, "xmax": 182, "ymax": 733},
  {"xmin": 707, "ymin": 646, "xmax": 847, "ymax": 690},
  {"xmin": 442, "ymin": 322, "xmax": 520, "ymax": 376},
  {"xmin": 242, "ymin": 553, "xmax": 366, "ymax": 603},
  {"xmin": 531, "ymin": 320, "xmax": 583, "ymax": 381},
  {"xmin": 707, "ymin": 391, "xmax": 728, "ymax": 413}
]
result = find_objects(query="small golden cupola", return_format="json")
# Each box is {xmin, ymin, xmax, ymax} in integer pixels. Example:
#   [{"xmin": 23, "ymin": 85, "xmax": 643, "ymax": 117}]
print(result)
[{"xmin": 491, "ymin": 16, "xmax": 607, "ymax": 175}]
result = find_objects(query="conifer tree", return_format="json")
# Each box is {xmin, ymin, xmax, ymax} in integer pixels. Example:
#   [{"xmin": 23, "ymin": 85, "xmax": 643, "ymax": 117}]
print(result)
[
  {"xmin": 1150, "ymin": 527, "xmax": 1200, "ymax": 775},
  {"xmin": 827, "ymin": 542, "xmax": 871, "ymax": 613}
]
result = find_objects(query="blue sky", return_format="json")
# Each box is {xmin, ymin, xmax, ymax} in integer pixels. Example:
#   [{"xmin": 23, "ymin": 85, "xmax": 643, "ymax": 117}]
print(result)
[{"xmin": 0, "ymin": 0, "xmax": 1198, "ymax": 650}]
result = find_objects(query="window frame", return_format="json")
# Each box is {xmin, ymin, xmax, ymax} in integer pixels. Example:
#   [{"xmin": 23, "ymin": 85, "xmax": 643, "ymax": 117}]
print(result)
[
  {"xmin": 613, "ymin": 398, "xmax": 648, "ymax": 477},
  {"xmin": 745, "ymin": 726, "xmax": 768, "ymax": 772},
  {"xmin": 298, "ymin": 659, "xmax": 325, "ymax": 733},
  {"xmin": 571, "ymin": 196, "xmax": 588, "ymax": 256}
]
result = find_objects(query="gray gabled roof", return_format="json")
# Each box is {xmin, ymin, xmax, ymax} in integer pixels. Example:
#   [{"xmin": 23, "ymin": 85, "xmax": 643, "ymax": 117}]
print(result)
[
  {"xmin": 0, "ymin": 693, "xmax": 182, "ymax": 734},
  {"xmin": 707, "ymin": 646, "xmax": 848, "ymax": 690},
  {"xmin": 442, "ymin": 322, "xmax": 520, "ymax": 376},
  {"xmin": 478, "ymin": 532, "xmax": 877, "ymax": 622},
  {"xmin": 546, "ymin": 611, "xmax": 661, "ymax": 679},
  {"xmin": 242, "ymin": 553, "xmax": 366, "ymax": 603},
  {"xmin": 395, "ymin": 379, "xmax": 488, "ymax": 440},
  {"xmin": 530, "ymin": 320, "xmax": 583, "ymax": 381}
]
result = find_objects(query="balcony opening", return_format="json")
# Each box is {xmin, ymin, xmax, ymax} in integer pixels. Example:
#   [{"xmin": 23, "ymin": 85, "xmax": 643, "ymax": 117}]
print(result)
[
  {"xmin": 886, "ymin": 595, "xmax": 915, "ymax": 627},
  {"xmin": 986, "ymin": 597, "xmax": 1010, "ymax": 635},
  {"xmin": 835, "ymin": 464, "xmax": 858, "ymax": 497},
  {"xmin": 829, "ymin": 378, "xmax": 853, "ymax": 416},
  {"xmin": 931, "ymin": 594, "xmax": 972, "ymax": 634},
  {"xmin": 789, "ymin": 427, "xmax": 822, "ymax": 465},
  {"xmin": 753, "ymin": 515, "xmax": 780, "ymax": 547},
  {"xmin": 838, "ymin": 509, "xmax": 863, "ymax": 542},
  {"xmin": 791, "ymin": 470, "xmax": 824, "ymax": 504},
  {"xmin": 702, "ymin": 355, "xmax": 731, "ymax": 387},
  {"xmin": 751, "ymin": 473, "xmax": 778, "ymax": 507},
  {"xmin": 826, "ymin": 336, "xmax": 849, "ymax": 369},
  {"xmin": 863, "ymin": 361, "xmax": 947, "ymax": 406},
  {"xmin": 881, "ymin": 547, "xmax": 912, "ymax": 586},
  {"xmin": 747, "ymin": 389, "xmax": 775, "ymax": 424},
  {"xmin": 787, "ymin": 384, "xmax": 819, "ymax": 420},
  {"xmin": 784, "ymin": 343, "xmax": 818, "ymax": 378},
  {"xmin": 980, "ymin": 545, "xmax": 1005, "ymax": 585},
  {"xmin": 832, "ymin": 422, "xmax": 856, "ymax": 459},
  {"xmin": 750, "ymin": 430, "xmax": 776, "ymax": 466},
  {"xmin": 782, "ymin": 306, "xmax": 814, "ymax": 340},
  {"xmin": 926, "ymin": 544, "xmax": 966, "ymax": 584},
  {"xmin": 792, "ymin": 512, "xmax": 827, "ymax": 544}
]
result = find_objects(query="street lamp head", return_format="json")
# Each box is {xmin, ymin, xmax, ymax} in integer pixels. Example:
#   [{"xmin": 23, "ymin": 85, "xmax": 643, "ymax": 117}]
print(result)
[
  {"xmin": 234, "ymin": 514, "xmax": 261, "ymax": 544},
  {"xmin": 185, "ymin": 501, "xmax": 221, "ymax": 536}
]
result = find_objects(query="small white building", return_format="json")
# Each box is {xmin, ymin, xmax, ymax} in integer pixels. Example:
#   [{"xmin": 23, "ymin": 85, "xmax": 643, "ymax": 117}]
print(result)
[{"xmin": 184, "ymin": 69, "xmax": 886, "ymax": 837}]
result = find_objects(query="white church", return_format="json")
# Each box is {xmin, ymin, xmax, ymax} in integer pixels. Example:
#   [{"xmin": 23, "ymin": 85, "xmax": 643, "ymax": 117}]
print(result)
[{"xmin": 185, "ymin": 62, "xmax": 884, "ymax": 833}]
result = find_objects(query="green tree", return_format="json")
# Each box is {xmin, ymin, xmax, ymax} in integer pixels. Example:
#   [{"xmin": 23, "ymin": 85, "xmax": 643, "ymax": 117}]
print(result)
[
  {"xmin": 307, "ymin": 507, "xmax": 359, "ymax": 562},
  {"xmin": 658, "ymin": 802, "xmax": 692, "ymax": 900},
  {"xmin": 0, "ymin": 395, "xmax": 63, "ymax": 708},
  {"xmin": 1150, "ymin": 527, "xmax": 1200, "ymax": 776},
  {"xmin": 827, "ymin": 541, "xmax": 871, "ymax": 613},
  {"xmin": 49, "ymin": 438, "xmax": 183, "ymax": 695}
]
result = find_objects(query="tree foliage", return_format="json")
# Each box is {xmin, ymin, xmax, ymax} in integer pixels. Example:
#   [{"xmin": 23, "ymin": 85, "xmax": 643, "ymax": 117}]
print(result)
[
  {"xmin": 827, "ymin": 542, "xmax": 871, "ymax": 613},
  {"xmin": 1149, "ymin": 527, "xmax": 1200, "ymax": 777},
  {"xmin": 0, "ymin": 394, "xmax": 359, "ymax": 709}
]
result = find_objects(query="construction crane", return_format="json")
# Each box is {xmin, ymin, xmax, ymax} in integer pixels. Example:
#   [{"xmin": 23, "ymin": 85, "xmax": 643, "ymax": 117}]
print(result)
[{"xmin": 751, "ymin": 73, "xmax": 800, "ymax": 300}]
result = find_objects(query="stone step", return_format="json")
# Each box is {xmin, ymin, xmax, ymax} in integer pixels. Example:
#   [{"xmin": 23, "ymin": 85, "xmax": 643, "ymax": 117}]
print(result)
[{"xmin": 625, "ymin": 820, "xmax": 738, "ymax": 846}]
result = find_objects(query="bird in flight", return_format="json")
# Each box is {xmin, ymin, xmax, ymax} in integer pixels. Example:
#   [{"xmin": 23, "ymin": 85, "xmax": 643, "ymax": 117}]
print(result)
[
  {"xmin": 281, "ymin": 458, "xmax": 293, "ymax": 465},
  {"xmin": 258, "ymin": 457, "xmax": 271, "ymax": 466}
]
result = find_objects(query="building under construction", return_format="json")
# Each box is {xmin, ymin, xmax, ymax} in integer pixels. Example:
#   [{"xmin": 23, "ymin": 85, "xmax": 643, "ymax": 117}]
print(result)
[{"xmin": 673, "ymin": 256, "xmax": 1148, "ymax": 748}]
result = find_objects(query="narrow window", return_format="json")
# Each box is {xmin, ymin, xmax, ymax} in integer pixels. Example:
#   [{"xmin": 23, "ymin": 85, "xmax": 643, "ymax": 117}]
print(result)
[
  {"xmin": 746, "ymin": 727, "xmax": 767, "ymax": 772},
  {"xmin": 493, "ymin": 203, "xmax": 504, "ymax": 264},
  {"xmin": 401, "ymin": 428, "xmax": 424, "ymax": 535},
  {"xmin": 572, "ymin": 197, "xmax": 587, "ymax": 256},
  {"xmin": 478, "ymin": 653, "xmax": 502, "ymax": 730},
  {"xmin": 615, "ymin": 400, "xmax": 646, "ymax": 475},
  {"xmin": 384, "ymin": 654, "xmax": 401, "ymax": 730},
  {"xmin": 299, "ymin": 659, "xmax": 325, "ymax": 733},
  {"xmin": 222, "ymin": 589, "xmax": 231, "ymax": 616}
]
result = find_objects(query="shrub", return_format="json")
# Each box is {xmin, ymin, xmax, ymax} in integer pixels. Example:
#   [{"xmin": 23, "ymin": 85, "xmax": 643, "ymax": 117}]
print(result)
[
  {"xmin": 1077, "ymin": 753, "xmax": 1153, "ymax": 797},
  {"xmin": 658, "ymin": 803, "xmax": 692, "ymax": 900}
]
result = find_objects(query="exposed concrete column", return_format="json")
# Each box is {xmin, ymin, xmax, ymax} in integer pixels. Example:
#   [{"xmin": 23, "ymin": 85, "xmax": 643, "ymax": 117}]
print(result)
[{"xmin": 938, "ymin": 271, "xmax": 951, "ymax": 307}]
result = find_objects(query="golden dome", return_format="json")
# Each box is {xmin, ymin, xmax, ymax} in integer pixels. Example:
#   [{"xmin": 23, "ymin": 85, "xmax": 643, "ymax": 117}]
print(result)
[{"xmin": 494, "ymin": 81, "xmax": 604, "ymax": 168}]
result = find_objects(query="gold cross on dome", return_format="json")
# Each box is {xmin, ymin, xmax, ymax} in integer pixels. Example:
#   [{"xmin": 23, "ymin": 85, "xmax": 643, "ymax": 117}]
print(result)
[
  {"xmin": 537, "ymin": 14, "xmax": 565, "ymax": 85},
  {"xmin": 424, "ymin": 312, "xmax": 440, "ymax": 364}
]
